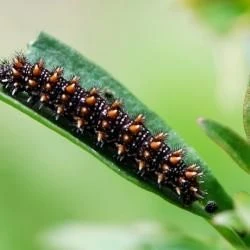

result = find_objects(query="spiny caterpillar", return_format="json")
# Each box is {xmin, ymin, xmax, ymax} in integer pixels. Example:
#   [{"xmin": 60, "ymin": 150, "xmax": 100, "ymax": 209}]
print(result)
[{"xmin": 0, "ymin": 55, "xmax": 205, "ymax": 205}]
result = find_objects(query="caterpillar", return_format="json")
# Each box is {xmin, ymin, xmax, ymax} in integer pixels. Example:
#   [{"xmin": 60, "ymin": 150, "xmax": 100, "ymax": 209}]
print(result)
[{"xmin": 0, "ymin": 55, "xmax": 205, "ymax": 205}]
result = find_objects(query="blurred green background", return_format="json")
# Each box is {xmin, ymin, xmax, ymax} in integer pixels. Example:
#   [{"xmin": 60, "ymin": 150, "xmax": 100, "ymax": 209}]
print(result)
[{"xmin": 0, "ymin": 1, "xmax": 250, "ymax": 249}]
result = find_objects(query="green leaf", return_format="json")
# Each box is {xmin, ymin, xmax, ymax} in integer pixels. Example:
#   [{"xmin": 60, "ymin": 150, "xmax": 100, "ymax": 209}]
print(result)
[
  {"xmin": 243, "ymin": 79, "xmax": 250, "ymax": 141},
  {"xmin": 198, "ymin": 118, "xmax": 250, "ymax": 174},
  {"xmin": 0, "ymin": 32, "xmax": 233, "ymax": 218}
]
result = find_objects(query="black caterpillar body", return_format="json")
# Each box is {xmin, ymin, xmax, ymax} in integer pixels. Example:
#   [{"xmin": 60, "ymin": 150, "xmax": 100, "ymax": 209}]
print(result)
[{"xmin": 0, "ymin": 55, "xmax": 204, "ymax": 205}]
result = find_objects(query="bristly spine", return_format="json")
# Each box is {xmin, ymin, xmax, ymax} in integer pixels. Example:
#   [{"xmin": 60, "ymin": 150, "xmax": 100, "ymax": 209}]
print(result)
[{"xmin": 0, "ymin": 54, "xmax": 205, "ymax": 205}]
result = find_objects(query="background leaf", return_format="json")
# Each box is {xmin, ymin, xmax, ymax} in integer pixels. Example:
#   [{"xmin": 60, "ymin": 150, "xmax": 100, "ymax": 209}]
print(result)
[
  {"xmin": 198, "ymin": 118, "xmax": 250, "ymax": 174},
  {"xmin": 243, "ymin": 79, "xmax": 250, "ymax": 141}
]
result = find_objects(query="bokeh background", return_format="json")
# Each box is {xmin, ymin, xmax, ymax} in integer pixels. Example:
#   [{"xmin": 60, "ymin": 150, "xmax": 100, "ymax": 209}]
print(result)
[{"xmin": 0, "ymin": 1, "xmax": 250, "ymax": 250}]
